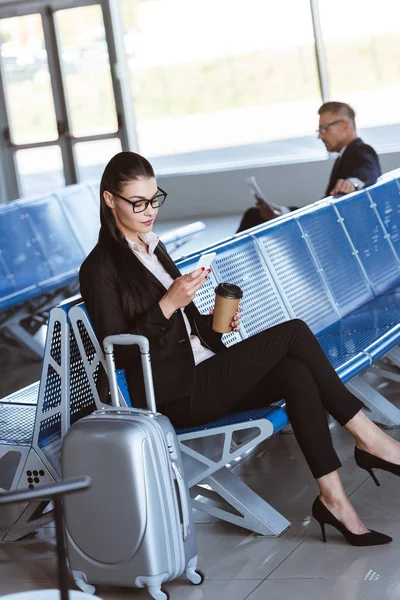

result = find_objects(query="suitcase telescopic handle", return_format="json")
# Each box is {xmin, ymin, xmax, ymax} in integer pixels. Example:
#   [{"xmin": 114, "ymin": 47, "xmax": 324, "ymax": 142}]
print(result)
[{"xmin": 103, "ymin": 334, "xmax": 157, "ymax": 413}]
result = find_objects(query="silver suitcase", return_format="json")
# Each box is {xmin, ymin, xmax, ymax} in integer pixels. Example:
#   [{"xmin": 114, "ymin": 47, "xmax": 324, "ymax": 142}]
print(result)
[{"xmin": 62, "ymin": 333, "xmax": 204, "ymax": 600}]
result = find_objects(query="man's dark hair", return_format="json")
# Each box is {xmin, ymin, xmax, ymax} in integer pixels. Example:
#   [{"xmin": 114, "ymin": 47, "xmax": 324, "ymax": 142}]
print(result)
[{"xmin": 318, "ymin": 101, "xmax": 356, "ymax": 129}]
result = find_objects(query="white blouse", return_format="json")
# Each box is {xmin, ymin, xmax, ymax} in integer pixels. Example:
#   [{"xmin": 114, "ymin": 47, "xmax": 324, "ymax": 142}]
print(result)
[{"xmin": 127, "ymin": 232, "xmax": 215, "ymax": 366}]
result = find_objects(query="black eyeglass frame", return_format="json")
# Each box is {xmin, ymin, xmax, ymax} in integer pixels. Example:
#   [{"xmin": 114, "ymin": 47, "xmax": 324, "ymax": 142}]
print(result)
[
  {"xmin": 316, "ymin": 118, "xmax": 345, "ymax": 135},
  {"xmin": 109, "ymin": 186, "xmax": 168, "ymax": 213}
]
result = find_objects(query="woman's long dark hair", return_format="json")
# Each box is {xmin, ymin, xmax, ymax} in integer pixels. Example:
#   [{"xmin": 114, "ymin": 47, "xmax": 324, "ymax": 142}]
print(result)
[{"xmin": 99, "ymin": 151, "xmax": 156, "ymax": 319}]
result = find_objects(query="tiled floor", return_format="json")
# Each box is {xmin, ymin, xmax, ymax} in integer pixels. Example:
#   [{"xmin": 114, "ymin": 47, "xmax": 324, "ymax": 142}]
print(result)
[{"xmin": 2, "ymin": 384, "xmax": 400, "ymax": 599}]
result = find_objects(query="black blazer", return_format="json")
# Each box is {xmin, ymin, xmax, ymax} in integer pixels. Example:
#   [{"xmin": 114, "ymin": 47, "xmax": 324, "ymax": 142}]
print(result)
[
  {"xmin": 79, "ymin": 240, "xmax": 225, "ymax": 409},
  {"xmin": 325, "ymin": 137, "xmax": 381, "ymax": 196}
]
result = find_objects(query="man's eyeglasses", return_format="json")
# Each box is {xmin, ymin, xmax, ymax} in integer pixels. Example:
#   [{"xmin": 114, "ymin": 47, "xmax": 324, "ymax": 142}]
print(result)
[
  {"xmin": 109, "ymin": 186, "xmax": 167, "ymax": 213},
  {"xmin": 316, "ymin": 119, "xmax": 344, "ymax": 134}
]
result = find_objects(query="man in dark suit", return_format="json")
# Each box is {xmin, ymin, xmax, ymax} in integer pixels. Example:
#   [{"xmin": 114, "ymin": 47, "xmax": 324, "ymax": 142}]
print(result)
[
  {"xmin": 318, "ymin": 101, "xmax": 381, "ymax": 196},
  {"xmin": 236, "ymin": 102, "xmax": 381, "ymax": 233}
]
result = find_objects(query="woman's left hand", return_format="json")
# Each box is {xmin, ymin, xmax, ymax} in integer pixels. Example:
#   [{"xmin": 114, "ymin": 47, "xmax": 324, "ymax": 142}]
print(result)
[{"xmin": 209, "ymin": 306, "xmax": 242, "ymax": 332}]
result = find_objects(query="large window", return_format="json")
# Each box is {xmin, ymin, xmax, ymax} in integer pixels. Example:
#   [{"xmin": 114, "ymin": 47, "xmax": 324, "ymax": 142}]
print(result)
[
  {"xmin": 122, "ymin": 0, "xmax": 322, "ymax": 158},
  {"xmin": 2, "ymin": 0, "xmax": 400, "ymax": 201},
  {"xmin": 0, "ymin": 0, "xmax": 125, "ymax": 200},
  {"xmin": 55, "ymin": 5, "xmax": 118, "ymax": 137},
  {"xmin": 319, "ymin": 0, "xmax": 400, "ymax": 148},
  {"xmin": 0, "ymin": 14, "xmax": 57, "ymax": 145}
]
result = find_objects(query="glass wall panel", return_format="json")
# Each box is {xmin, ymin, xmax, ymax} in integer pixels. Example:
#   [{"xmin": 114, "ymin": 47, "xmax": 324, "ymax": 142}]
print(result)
[
  {"xmin": 16, "ymin": 145, "xmax": 64, "ymax": 196},
  {"xmin": 75, "ymin": 137, "xmax": 122, "ymax": 181},
  {"xmin": 0, "ymin": 14, "xmax": 57, "ymax": 144},
  {"xmin": 319, "ymin": 0, "xmax": 400, "ymax": 147},
  {"xmin": 122, "ymin": 0, "xmax": 321, "ymax": 158},
  {"xmin": 56, "ymin": 5, "xmax": 118, "ymax": 137}
]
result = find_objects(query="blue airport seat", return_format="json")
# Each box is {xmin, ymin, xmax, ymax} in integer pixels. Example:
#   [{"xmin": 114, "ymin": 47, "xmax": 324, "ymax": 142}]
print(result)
[
  {"xmin": 176, "ymin": 401, "xmax": 289, "ymax": 435},
  {"xmin": 177, "ymin": 253, "xmax": 242, "ymax": 347},
  {"xmin": 176, "ymin": 202, "xmax": 400, "ymax": 396},
  {"xmin": 0, "ymin": 203, "xmax": 52, "ymax": 310},
  {"xmin": 0, "ymin": 301, "xmax": 83, "ymax": 541},
  {"xmin": 328, "ymin": 294, "xmax": 400, "ymax": 333},
  {"xmin": 368, "ymin": 179, "xmax": 400, "ymax": 261},
  {"xmin": 334, "ymin": 352, "xmax": 372, "ymax": 384},
  {"xmin": 254, "ymin": 217, "xmax": 338, "ymax": 333},
  {"xmin": 210, "ymin": 236, "xmax": 290, "ymax": 337},
  {"xmin": 0, "ymin": 255, "xmax": 17, "ymax": 312},
  {"xmin": 318, "ymin": 325, "xmax": 397, "ymax": 367},
  {"xmin": 298, "ymin": 204, "xmax": 373, "ymax": 316},
  {"xmin": 17, "ymin": 194, "xmax": 84, "ymax": 291},
  {"xmin": 116, "ymin": 366, "xmax": 289, "ymax": 434},
  {"xmin": 334, "ymin": 190, "xmax": 400, "ymax": 295},
  {"xmin": 57, "ymin": 185, "xmax": 100, "ymax": 256}
]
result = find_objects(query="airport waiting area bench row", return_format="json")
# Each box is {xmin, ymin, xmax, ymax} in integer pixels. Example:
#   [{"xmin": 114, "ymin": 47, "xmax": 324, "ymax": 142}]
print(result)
[
  {"xmin": 1, "ymin": 171, "xmax": 400, "ymax": 544},
  {"xmin": 0, "ymin": 182, "xmax": 204, "ymax": 356}
]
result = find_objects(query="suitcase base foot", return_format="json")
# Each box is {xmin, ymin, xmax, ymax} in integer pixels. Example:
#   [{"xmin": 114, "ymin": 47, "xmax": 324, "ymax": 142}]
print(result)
[
  {"xmin": 148, "ymin": 586, "xmax": 169, "ymax": 600},
  {"xmin": 72, "ymin": 571, "xmax": 96, "ymax": 595},
  {"xmin": 136, "ymin": 575, "xmax": 170, "ymax": 600}
]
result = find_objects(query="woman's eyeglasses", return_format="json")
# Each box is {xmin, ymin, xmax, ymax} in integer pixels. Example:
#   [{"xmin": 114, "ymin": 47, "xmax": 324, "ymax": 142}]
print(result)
[{"xmin": 109, "ymin": 187, "xmax": 167, "ymax": 213}]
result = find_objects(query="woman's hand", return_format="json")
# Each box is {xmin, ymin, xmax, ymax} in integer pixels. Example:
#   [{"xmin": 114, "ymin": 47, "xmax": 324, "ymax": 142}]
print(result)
[
  {"xmin": 160, "ymin": 268, "xmax": 209, "ymax": 318},
  {"xmin": 210, "ymin": 306, "xmax": 242, "ymax": 332}
]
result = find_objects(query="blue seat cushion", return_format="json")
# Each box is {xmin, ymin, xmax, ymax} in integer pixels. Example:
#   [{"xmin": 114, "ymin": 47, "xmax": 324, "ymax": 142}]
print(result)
[
  {"xmin": 317, "ymin": 332, "xmax": 370, "ymax": 382},
  {"xmin": 318, "ymin": 293, "xmax": 400, "ymax": 363},
  {"xmin": 176, "ymin": 401, "xmax": 289, "ymax": 435}
]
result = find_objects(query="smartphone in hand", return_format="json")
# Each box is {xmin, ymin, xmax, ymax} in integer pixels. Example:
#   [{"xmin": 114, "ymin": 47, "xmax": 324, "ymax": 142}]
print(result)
[{"xmin": 194, "ymin": 252, "xmax": 216, "ymax": 272}]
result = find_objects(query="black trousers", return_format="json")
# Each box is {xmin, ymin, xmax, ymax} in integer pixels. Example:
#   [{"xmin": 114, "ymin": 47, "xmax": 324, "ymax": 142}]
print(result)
[{"xmin": 164, "ymin": 319, "xmax": 363, "ymax": 479}]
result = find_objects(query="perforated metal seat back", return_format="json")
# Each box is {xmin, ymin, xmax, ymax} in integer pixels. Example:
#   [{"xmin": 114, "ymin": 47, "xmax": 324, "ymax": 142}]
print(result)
[
  {"xmin": 298, "ymin": 205, "xmax": 373, "ymax": 316},
  {"xmin": 58, "ymin": 184, "xmax": 100, "ymax": 256},
  {"xmin": 18, "ymin": 194, "xmax": 84, "ymax": 279},
  {"xmin": 368, "ymin": 180, "xmax": 400, "ymax": 261},
  {"xmin": 335, "ymin": 191, "xmax": 400, "ymax": 294},
  {"xmin": 36, "ymin": 317, "xmax": 63, "ymax": 448},
  {"xmin": 0, "ymin": 404, "xmax": 36, "ymax": 446},
  {"xmin": 255, "ymin": 219, "xmax": 338, "ymax": 333},
  {"xmin": 177, "ymin": 255, "xmax": 241, "ymax": 346},
  {"xmin": 69, "ymin": 316, "xmax": 102, "ymax": 424},
  {"xmin": 35, "ymin": 305, "xmax": 99, "ymax": 454},
  {"xmin": 211, "ymin": 237, "xmax": 290, "ymax": 337},
  {"xmin": 0, "ymin": 203, "xmax": 51, "ymax": 299}
]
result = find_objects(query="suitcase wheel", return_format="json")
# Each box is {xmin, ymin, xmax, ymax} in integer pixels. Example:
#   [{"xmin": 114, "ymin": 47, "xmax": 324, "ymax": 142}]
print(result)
[{"xmin": 186, "ymin": 568, "xmax": 205, "ymax": 586}]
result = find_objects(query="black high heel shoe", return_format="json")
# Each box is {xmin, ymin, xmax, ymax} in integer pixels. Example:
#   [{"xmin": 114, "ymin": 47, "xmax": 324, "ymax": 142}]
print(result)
[
  {"xmin": 354, "ymin": 447, "xmax": 400, "ymax": 487},
  {"xmin": 312, "ymin": 497, "xmax": 392, "ymax": 546}
]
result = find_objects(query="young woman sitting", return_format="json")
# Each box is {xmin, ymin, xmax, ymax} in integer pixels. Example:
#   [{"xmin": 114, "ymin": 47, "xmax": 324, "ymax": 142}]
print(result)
[{"xmin": 80, "ymin": 151, "xmax": 400, "ymax": 547}]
